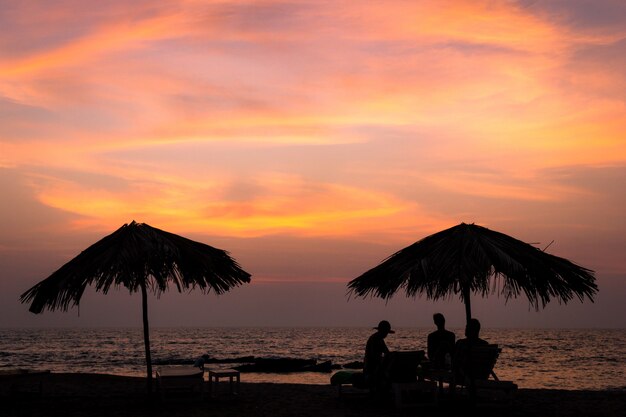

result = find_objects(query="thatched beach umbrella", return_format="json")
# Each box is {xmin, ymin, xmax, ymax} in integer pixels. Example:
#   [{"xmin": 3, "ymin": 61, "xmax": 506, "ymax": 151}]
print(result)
[
  {"xmin": 348, "ymin": 223, "xmax": 597, "ymax": 325},
  {"xmin": 20, "ymin": 221, "xmax": 251, "ymax": 393}
]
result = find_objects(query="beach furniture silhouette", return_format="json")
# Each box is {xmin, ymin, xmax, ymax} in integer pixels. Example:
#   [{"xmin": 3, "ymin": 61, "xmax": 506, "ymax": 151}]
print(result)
[
  {"xmin": 450, "ymin": 344, "xmax": 517, "ymax": 404},
  {"xmin": 384, "ymin": 351, "xmax": 424, "ymax": 382},
  {"xmin": 0, "ymin": 369, "xmax": 50, "ymax": 397},
  {"xmin": 208, "ymin": 369, "xmax": 240, "ymax": 397},
  {"xmin": 331, "ymin": 350, "xmax": 437, "ymax": 407},
  {"xmin": 386, "ymin": 351, "xmax": 438, "ymax": 408},
  {"xmin": 155, "ymin": 366, "xmax": 204, "ymax": 400}
]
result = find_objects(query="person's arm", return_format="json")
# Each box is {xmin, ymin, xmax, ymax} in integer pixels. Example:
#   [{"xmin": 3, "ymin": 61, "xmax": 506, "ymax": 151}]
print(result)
[{"xmin": 382, "ymin": 339, "xmax": 390, "ymax": 355}]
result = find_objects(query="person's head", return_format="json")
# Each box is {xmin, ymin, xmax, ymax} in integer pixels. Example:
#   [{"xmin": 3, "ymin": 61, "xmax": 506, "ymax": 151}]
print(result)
[
  {"xmin": 465, "ymin": 318, "xmax": 481, "ymax": 339},
  {"xmin": 433, "ymin": 313, "xmax": 445, "ymax": 329},
  {"xmin": 374, "ymin": 320, "xmax": 395, "ymax": 337}
]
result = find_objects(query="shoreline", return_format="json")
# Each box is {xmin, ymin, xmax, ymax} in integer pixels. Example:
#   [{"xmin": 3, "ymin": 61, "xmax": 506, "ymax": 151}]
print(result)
[
  {"xmin": 1, "ymin": 373, "xmax": 625, "ymax": 417},
  {"xmin": 3, "ymin": 328, "xmax": 624, "ymax": 391}
]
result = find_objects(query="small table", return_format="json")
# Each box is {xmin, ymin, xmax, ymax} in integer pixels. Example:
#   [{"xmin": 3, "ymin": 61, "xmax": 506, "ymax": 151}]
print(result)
[{"xmin": 208, "ymin": 369, "xmax": 240, "ymax": 397}]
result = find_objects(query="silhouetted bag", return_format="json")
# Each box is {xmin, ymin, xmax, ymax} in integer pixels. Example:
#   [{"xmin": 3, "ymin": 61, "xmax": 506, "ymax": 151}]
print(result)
[{"xmin": 330, "ymin": 370, "xmax": 367, "ymax": 388}]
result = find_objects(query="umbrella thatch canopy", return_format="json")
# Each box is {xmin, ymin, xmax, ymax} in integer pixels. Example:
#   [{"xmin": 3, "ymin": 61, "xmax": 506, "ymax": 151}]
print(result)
[
  {"xmin": 348, "ymin": 223, "xmax": 597, "ymax": 324},
  {"xmin": 20, "ymin": 221, "xmax": 251, "ymax": 393}
]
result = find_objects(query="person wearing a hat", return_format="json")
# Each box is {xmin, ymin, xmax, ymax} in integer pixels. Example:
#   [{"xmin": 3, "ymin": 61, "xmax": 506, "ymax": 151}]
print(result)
[{"xmin": 363, "ymin": 320, "xmax": 394, "ymax": 388}]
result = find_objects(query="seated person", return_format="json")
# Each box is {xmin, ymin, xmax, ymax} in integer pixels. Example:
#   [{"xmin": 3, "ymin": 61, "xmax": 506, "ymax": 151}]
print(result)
[
  {"xmin": 453, "ymin": 318, "xmax": 489, "ymax": 381},
  {"xmin": 363, "ymin": 320, "xmax": 394, "ymax": 389},
  {"xmin": 427, "ymin": 313, "xmax": 455, "ymax": 370}
]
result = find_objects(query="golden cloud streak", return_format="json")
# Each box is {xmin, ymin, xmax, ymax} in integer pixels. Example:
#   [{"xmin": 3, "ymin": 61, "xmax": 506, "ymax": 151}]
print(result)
[{"xmin": 29, "ymin": 172, "xmax": 435, "ymax": 239}]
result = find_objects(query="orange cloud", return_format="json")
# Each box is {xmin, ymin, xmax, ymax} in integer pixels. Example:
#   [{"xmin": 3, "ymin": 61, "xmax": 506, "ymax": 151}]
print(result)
[{"xmin": 27, "ymin": 171, "xmax": 447, "ymax": 240}]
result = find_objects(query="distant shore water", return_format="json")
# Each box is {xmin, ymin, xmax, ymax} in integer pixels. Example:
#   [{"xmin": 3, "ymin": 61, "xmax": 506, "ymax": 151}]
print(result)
[{"xmin": 1, "ymin": 327, "xmax": 624, "ymax": 390}]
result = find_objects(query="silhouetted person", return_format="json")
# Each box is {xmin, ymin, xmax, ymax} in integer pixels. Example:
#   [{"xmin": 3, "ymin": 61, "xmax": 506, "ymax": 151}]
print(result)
[
  {"xmin": 455, "ymin": 318, "xmax": 488, "ymax": 350},
  {"xmin": 427, "ymin": 313, "xmax": 455, "ymax": 369},
  {"xmin": 364, "ymin": 320, "xmax": 394, "ymax": 388},
  {"xmin": 452, "ymin": 318, "xmax": 490, "ymax": 402},
  {"xmin": 453, "ymin": 318, "xmax": 488, "ymax": 377},
  {"xmin": 194, "ymin": 354, "xmax": 210, "ymax": 370}
]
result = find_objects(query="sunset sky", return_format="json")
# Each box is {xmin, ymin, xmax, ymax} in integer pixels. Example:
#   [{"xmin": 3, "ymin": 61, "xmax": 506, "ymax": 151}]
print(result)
[{"xmin": 1, "ymin": 0, "xmax": 625, "ymax": 328}]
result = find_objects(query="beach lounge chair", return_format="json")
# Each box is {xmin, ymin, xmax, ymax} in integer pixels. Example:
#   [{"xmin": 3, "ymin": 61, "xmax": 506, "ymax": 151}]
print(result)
[
  {"xmin": 451, "ymin": 344, "xmax": 517, "ymax": 404},
  {"xmin": 155, "ymin": 366, "xmax": 204, "ymax": 400}
]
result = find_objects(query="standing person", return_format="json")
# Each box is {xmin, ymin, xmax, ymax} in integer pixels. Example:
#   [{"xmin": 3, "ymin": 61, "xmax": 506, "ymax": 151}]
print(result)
[
  {"xmin": 363, "ymin": 320, "xmax": 394, "ymax": 387},
  {"xmin": 427, "ymin": 313, "xmax": 456, "ymax": 369}
]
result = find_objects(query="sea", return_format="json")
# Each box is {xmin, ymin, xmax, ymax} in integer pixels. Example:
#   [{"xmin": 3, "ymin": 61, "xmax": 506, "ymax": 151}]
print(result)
[{"xmin": 1, "ymin": 327, "xmax": 624, "ymax": 390}]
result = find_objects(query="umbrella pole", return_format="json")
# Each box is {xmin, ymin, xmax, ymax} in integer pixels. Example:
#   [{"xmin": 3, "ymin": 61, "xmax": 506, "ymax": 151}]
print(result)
[
  {"xmin": 462, "ymin": 285, "xmax": 478, "ymax": 406},
  {"xmin": 140, "ymin": 282, "xmax": 153, "ymax": 394},
  {"xmin": 463, "ymin": 285, "xmax": 472, "ymax": 326}
]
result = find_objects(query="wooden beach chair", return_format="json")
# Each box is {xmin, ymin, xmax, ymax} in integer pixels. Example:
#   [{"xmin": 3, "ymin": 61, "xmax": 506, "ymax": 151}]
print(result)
[{"xmin": 451, "ymin": 344, "xmax": 517, "ymax": 405}]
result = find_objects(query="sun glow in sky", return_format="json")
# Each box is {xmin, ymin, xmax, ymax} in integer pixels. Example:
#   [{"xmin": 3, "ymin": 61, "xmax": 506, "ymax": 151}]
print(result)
[{"xmin": 1, "ymin": 0, "xmax": 625, "ymax": 327}]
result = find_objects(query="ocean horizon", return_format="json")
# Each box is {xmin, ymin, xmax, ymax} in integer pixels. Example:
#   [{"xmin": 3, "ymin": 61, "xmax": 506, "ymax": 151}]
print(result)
[{"xmin": 1, "ymin": 327, "xmax": 624, "ymax": 390}]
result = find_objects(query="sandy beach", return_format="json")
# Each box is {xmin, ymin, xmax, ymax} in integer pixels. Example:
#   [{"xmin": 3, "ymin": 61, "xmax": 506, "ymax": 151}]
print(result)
[{"xmin": 1, "ymin": 373, "xmax": 624, "ymax": 417}]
